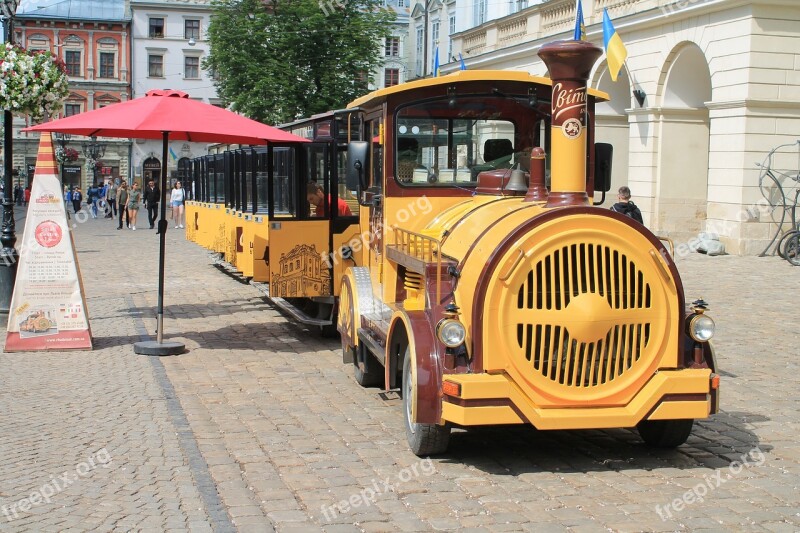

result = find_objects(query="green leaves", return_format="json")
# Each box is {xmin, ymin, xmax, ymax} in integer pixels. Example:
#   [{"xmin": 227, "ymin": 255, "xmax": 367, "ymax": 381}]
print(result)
[{"xmin": 205, "ymin": 0, "xmax": 394, "ymax": 125}]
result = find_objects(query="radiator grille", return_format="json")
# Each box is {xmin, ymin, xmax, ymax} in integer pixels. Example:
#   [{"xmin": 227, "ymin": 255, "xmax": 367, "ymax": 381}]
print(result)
[{"xmin": 513, "ymin": 243, "xmax": 653, "ymax": 388}]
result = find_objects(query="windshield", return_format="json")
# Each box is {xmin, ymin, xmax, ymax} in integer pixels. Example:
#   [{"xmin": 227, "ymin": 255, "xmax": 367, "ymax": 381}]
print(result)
[{"xmin": 394, "ymin": 95, "xmax": 549, "ymax": 187}]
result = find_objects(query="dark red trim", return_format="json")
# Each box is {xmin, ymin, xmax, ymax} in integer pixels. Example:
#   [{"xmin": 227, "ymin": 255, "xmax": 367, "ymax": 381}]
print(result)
[{"xmin": 391, "ymin": 309, "xmax": 442, "ymax": 425}]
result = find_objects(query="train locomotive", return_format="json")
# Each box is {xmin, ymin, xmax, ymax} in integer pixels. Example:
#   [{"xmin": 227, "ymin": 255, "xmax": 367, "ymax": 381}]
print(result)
[{"xmin": 187, "ymin": 39, "xmax": 719, "ymax": 456}]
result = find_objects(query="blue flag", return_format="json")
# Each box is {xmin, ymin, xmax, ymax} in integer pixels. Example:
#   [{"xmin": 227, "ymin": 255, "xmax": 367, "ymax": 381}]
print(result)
[
  {"xmin": 574, "ymin": 0, "xmax": 586, "ymax": 41},
  {"xmin": 458, "ymin": 53, "xmax": 467, "ymax": 71},
  {"xmin": 432, "ymin": 45, "xmax": 440, "ymax": 77}
]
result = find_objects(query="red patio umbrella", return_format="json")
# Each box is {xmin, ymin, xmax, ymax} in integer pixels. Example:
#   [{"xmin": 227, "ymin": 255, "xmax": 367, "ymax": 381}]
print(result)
[{"xmin": 26, "ymin": 89, "xmax": 309, "ymax": 355}]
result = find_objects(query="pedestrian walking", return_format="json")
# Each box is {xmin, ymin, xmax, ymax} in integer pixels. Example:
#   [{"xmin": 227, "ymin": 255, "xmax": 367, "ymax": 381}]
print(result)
[
  {"xmin": 144, "ymin": 179, "xmax": 160, "ymax": 229},
  {"xmin": 106, "ymin": 180, "xmax": 118, "ymax": 218},
  {"xmin": 24, "ymin": 186, "xmax": 31, "ymax": 207},
  {"xmin": 97, "ymin": 182, "xmax": 107, "ymax": 216},
  {"xmin": 87, "ymin": 183, "xmax": 99, "ymax": 218},
  {"xmin": 13, "ymin": 185, "xmax": 21, "ymax": 205},
  {"xmin": 170, "ymin": 181, "xmax": 186, "ymax": 229},
  {"xmin": 127, "ymin": 182, "xmax": 142, "ymax": 231},
  {"xmin": 116, "ymin": 181, "xmax": 130, "ymax": 230},
  {"xmin": 71, "ymin": 187, "xmax": 83, "ymax": 214}
]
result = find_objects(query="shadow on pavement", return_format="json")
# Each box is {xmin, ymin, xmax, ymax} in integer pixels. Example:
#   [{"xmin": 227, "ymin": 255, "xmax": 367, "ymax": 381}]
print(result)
[{"xmin": 441, "ymin": 411, "xmax": 770, "ymax": 474}]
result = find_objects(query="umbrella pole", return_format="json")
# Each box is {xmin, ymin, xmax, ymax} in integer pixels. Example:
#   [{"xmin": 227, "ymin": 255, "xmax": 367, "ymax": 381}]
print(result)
[
  {"xmin": 156, "ymin": 133, "xmax": 168, "ymax": 343},
  {"xmin": 133, "ymin": 131, "xmax": 185, "ymax": 356}
]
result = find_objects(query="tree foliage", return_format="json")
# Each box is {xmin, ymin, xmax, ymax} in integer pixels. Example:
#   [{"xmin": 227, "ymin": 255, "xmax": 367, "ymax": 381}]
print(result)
[{"xmin": 205, "ymin": 0, "xmax": 395, "ymax": 125}]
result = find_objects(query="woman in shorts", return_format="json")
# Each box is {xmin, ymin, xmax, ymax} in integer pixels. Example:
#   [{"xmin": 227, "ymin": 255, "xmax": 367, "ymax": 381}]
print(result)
[
  {"xmin": 127, "ymin": 182, "xmax": 142, "ymax": 230},
  {"xmin": 170, "ymin": 181, "xmax": 186, "ymax": 229}
]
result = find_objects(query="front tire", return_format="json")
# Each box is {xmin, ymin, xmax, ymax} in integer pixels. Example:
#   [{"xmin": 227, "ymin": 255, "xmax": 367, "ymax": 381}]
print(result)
[
  {"xmin": 786, "ymin": 233, "xmax": 800, "ymax": 266},
  {"xmin": 402, "ymin": 348, "xmax": 450, "ymax": 456},
  {"xmin": 637, "ymin": 419, "xmax": 694, "ymax": 447}
]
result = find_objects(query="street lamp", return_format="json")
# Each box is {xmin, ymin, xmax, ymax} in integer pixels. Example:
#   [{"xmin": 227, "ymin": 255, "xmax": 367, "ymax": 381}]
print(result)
[
  {"xmin": 0, "ymin": 0, "xmax": 20, "ymax": 315},
  {"xmin": 82, "ymin": 135, "xmax": 106, "ymax": 187},
  {"xmin": 54, "ymin": 132, "xmax": 71, "ymax": 184}
]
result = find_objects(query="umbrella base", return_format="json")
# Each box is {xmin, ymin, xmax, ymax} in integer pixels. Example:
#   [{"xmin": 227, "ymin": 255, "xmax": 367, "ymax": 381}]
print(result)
[{"xmin": 134, "ymin": 340, "xmax": 185, "ymax": 356}]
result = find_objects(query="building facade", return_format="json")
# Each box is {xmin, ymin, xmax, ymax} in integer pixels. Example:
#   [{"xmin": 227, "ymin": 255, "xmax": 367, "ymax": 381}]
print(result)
[
  {"xmin": 14, "ymin": 0, "xmax": 132, "ymax": 190},
  {"xmin": 129, "ymin": 0, "xmax": 216, "ymax": 190},
  {"xmin": 405, "ymin": 0, "xmax": 800, "ymax": 256},
  {"xmin": 372, "ymin": 0, "xmax": 412, "ymax": 89},
  {"xmin": 408, "ymin": 0, "xmax": 547, "ymax": 79}
]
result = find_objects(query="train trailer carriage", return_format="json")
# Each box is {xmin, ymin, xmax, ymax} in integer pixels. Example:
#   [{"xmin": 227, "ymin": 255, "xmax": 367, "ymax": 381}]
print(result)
[
  {"xmin": 187, "ymin": 113, "xmax": 362, "ymax": 334},
  {"xmin": 337, "ymin": 40, "xmax": 719, "ymax": 455},
  {"xmin": 189, "ymin": 39, "xmax": 720, "ymax": 456}
]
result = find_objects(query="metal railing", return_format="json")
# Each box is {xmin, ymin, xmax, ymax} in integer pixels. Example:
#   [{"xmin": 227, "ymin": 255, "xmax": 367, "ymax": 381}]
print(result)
[{"xmin": 391, "ymin": 227, "xmax": 443, "ymax": 308}]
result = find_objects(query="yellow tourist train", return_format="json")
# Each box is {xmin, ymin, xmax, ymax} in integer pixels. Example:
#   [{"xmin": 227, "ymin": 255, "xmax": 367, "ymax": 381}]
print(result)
[{"xmin": 185, "ymin": 40, "xmax": 719, "ymax": 455}]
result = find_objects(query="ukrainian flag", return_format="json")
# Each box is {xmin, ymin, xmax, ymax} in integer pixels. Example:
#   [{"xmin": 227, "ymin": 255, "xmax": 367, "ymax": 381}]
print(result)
[
  {"xmin": 573, "ymin": 0, "xmax": 586, "ymax": 41},
  {"xmin": 432, "ymin": 45, "xmax": 440, "ymax": 77},
  {"xmin": 602, "ymin": 9, "xmax": 628, "ymax": 82},
  {"xmin": 169, "ymin": 147, "xmax": 178, "ymax": 161}
]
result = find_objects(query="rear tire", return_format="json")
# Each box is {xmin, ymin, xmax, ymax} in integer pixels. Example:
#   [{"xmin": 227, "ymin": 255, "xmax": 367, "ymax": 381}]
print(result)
[
  {"xmin": 402, "ymin": 348, "xmax": 450, "ymax": 456},
  {"xmin": 637, "ymin": 419, "xmax": 694, "ymax": 448},
  {"xmin": 354, "ymin": 343, "xmax": 382, "ymax": 387}
]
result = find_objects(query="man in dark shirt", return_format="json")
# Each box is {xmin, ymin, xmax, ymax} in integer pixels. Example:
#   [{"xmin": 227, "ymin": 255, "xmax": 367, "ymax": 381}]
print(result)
[
  {"xmin": 306, "ymin": 182, "xmax": 352, "ymax": 217},
  {"xmin": 144, "ymin": 180, "xmax": 160, "ymax": 229},
  {"xmin": 610, "ymin": 185, "xmax": 644, "ymax": 224}
]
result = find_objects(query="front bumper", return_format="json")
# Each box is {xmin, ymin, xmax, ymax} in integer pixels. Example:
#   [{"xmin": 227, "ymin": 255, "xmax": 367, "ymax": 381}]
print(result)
[{"xmin": 441, "ymin": 368, "xmax": 715, "ymax": 429}]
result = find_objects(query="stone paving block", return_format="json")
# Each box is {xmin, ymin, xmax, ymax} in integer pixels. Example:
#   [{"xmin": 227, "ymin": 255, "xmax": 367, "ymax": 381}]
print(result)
[{"xmin": 2, "ymin": 211, "xmax": 799, "ymax": 532}]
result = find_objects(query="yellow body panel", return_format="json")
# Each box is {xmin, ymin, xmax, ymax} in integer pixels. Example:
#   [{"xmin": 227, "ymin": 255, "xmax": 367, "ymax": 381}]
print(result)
[
  {"xmin": 647, "ymin": 400, "xmax": 710, "ymax": 421},
  {"xmin": 331, "ymin": 224, "xmax": 363, "ymax": 297},
  {"xmin": 205, "ymin": 204, "xmax": 225, "ymax": 251},
  {"xmin": 226, "ymin": 211, "xmax": 243, "ymax": 266},
  {"xmin": 441, "ymin": 369, "xmax": 711, "ymax": 429},
  {"xmin": 194, "ymin": 203, "xmax": 214, "ymax": 249},
  {"xmin": 185, "ymin": 201, "xmax": 198, "ymax": 244},
  {"xmin": 269, "ymin": 220, "xmax": 331, "ymax": 298},
  {"xmin": 551, "ymin": 130, "xmax": 588, "ymax": 193},
  {"xmin": 238, "ymin": 214, "xmax": 254, "ymax": 277},
  {"xmin": 252, "ymin": 215, "xmax": 269, "ymax": 282},
  {"xmin": 441, "ymin": 403, "xmax": 522, "ymax": 426}
]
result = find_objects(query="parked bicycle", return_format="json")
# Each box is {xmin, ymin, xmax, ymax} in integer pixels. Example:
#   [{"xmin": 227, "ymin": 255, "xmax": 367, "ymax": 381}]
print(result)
[{"xmin": 757, "ymin": 140, "xmax": 800, "ymax": 264}]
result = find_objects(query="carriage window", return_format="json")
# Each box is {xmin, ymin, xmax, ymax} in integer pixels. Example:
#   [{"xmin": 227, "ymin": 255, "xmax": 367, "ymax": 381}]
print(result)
[
  {"xmin": 395, "ymin": 95, "xmax": 547, "ymax": 186},
  {"xmin": 256, "ymin": 151, "xmax": 269, "ymax": 214},
  {"xmin": 337, "ymin": 149, "xmax": 359, "ymax": 217},
  {"xmin": 272, "ymin": 147, "xmax": 296, "ymax": 216}
]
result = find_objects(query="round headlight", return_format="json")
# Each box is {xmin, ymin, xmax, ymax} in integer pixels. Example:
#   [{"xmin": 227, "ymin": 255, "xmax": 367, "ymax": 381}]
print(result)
[
  {"xmin": 689, "ymin": 314, "xmax": 715, "ymax": 342},
  {"xmin": 437, "ymin": 319, "xmax": 466, "ymax": 348}
]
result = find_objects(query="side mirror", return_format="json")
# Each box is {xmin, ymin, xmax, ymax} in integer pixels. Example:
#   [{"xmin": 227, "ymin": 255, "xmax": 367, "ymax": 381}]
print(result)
[
  {"xmin": 346, "ymin": 141, "xmax": 369, "ymax": 192},
  {"xmin": 594, "ymin": 142, "xmax": 613, "ymax": 193}
]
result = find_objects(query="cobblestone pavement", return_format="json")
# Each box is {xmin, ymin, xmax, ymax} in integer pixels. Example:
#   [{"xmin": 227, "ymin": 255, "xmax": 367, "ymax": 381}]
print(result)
[{"xmin": 1, "ymin": 204, "xmax": 799, "ymax": 532}]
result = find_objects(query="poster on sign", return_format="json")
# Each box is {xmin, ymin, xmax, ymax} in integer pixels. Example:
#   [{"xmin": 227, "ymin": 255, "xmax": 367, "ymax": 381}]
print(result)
[{"xmin": 4, "ymin": 133, "xmax": 92, "ymax": 351}]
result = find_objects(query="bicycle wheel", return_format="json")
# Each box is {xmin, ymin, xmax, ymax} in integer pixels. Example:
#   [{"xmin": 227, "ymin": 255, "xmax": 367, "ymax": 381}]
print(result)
[
  {"xmin": 787, "ymin": 233, "xmax": 800, "ymax": 266},
  {"xmin": 777, "ymin": 230, "xmax": 798, "ymax": 259}
]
